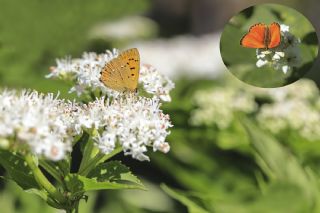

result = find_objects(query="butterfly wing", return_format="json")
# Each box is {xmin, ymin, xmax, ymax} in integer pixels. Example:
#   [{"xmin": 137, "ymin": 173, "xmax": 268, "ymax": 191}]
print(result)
[
  {"xmin": 100, "ymin": 56, "xmax": 128, "ymax": 92},
  {"xmin": 240, "ymin": 23, "xmax": 267, "ymax": 48},
  {"xmin": 267, "ymin": 22, "xmax": 281, "ymax": 49},
  {"xmin": 118, "ymin": 48, "xmax": 140, "ymax": 92}
]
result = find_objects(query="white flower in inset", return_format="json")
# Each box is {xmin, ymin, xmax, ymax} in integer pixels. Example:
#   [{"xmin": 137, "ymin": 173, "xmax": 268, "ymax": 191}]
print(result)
[
  {"xmin": 255, "ymin": 24, "xmax": 301, "ymax": 74},
  {"xmin": 256, "ymin": 59, "xmax": 268, "ymax": 67},
  {"xmin": 280, "ymin": 24, "xmax": 289, "ymax": 32}
]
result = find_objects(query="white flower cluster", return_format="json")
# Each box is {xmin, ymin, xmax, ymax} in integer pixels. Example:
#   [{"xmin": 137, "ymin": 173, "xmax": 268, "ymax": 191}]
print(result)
[
  {"xmin": 0, "ymin": 90, "xmax": 79, "ymax": 161},
  {"xmin": 139, "ymin": 64, "xmax": 175, "ymax": 102},
  {"xmin": 47, "ymin": 50, "xmax": 119, "ymax": 97},
  {"xmin": 0, "ymin": 89, "xmax": 173, "ymax": 162},
  {"xmin": 82, "ymin": 95, "xmax": 172, "ymax": 161},
  {"xmin": 47, "ymin": 49, "xmax": 174, "ymax": 101},
  {"xmin": 190, "ymin": 87, "xmax": 257, "ymax": 129},
  {"xmin": 256, "ymin": 24, "xmax": 302, "ymax": 74},
  {"xmin": 257, "ymin": 80, "xmax": 320, "ymax": 141},
  {"xmin": 190, "ymin": 79, "xmax": 320, "ymax": 141}
]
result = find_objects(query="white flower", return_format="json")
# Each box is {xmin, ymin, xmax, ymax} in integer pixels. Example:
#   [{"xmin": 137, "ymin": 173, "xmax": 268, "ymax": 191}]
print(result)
[
  {"xmin": 190, "ymin": 87, "xmax": 257, "ymax": 129},
  {"xmin": 190, "ymin": 78, "xmax": 320, "ymax": 141},
  {"xmin": 89, "ymin": 94, "xmax": 172, "ymax": 161},
  {"xmin": 280, "ymin": 24, "xmax": 289, "ymax": 32},
  {"xmin": 47, "ymin": 49, "xmax": 174, "ymax": 101},
  {"xmin": 254, "ymin": 79, "xmax": 320, "ymax": 140},
  {"xmin": 47, "ymin": 49, "xmax": 119, "ymax": 97},
  {"xmin": 255, "ymin": 24, "xmax": 302, "ymax": 74},
  {"xmin": 282, "ymin": 65, "xmax": 289, "ymax": 74},
  {"xmin": 139, "ymin": 64, "xmax": 175, "ymax": 102},
  {"xmin": 0, "ymin": 90, "xmax": 80, "ymax": 161},
  {"xmin": 256, "ymin": 59, "xmax": 268, "ymax": 67},
  {"xmin": 257, "ymin": 100, "xmax": 320, "ymax": 141},
  {"xmin": 0, "ymin": 89, "xmax": 173, "ymax": 161}
]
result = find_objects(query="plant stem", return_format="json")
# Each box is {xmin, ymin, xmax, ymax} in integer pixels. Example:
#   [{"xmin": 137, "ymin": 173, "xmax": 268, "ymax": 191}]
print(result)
[
  {"xmin": 39, "ymin": 160, "xmax": 64, "ymax": 185},
  {"xmin": 78, "ymin": 138, "xmax": 98, "ymax": 174},
  {"xmin": 25, "ymin": 154, "xmax": 65, "ymax": 204},
  {"xmin": 78, "ymin": 147, "xmax": 123, "ymax": 176}
]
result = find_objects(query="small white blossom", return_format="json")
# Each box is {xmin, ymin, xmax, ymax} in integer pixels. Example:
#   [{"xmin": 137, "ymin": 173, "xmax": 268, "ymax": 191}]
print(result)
[
  {"xmin": 0, "ymin": 90, "xmax": 80, "ymax": 161},
  {"xmin": 255, "ymin": 24, "xmax": 302, "ymax": 74},
  {"xmin": 280, "ymin": 24, "xmax": 289, "ymax": 32},
  {"xmin": 139, "ymin": 64, "xmax": 175, "ymax": 102},
  {"xmin": 83, "ymin": 95, "xmax": 173, "ymax": 161},
  {"xmin": 0, "ymin": 89, "xmax": 173, "ymax": 161},
  {"xmin": 256, "ymin": 59, "xmax": 268, "ymax": 67},
  {"xmin": 47, "ymin": 49, "xmax": 119, "ymax": 97}
]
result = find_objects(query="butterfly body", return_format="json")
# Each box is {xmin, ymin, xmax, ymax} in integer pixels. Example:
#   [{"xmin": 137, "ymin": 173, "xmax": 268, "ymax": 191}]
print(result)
[
  {"xmin": 100, "ymin": 48, "xmax": 140, "ymax": 92},
  {"xmin": 240, "ymin": 22, "xmax": 281, "ymax": 49}
]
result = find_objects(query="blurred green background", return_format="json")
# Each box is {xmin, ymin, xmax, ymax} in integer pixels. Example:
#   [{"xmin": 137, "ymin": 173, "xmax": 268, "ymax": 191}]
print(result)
[{"xmin": 1, "ymin": 0, "xmax": 320, "ymax": 212}]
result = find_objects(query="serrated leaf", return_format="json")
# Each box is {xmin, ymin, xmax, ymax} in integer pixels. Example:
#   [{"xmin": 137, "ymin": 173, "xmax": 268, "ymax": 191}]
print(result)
[
  {"xmin": 65, "ymin": 172, "xmax": 145, "ymax": 198},
  {"xmin": 161, "ymin": 184, "xmax": 209, "ymax": 213},
  {"xmin": 88, "ymin": 161, "xmax": 143, "ymax": 186},
  {"xmin": 0, "ymin": 150, "xmax": 39, "ymax": 190}
]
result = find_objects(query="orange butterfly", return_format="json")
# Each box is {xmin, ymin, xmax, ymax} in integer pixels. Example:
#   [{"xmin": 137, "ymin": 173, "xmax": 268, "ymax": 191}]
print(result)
[{"xmin": 240, "ymin": 22, "xmax": 281, "ymax": 49}]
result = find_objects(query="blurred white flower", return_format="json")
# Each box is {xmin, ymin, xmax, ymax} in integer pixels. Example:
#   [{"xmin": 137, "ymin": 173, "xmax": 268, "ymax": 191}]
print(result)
[
  {"xmin": 255, "ymin": 79, "xmax": 320, "ymax": 141},
  {"xmin": 84, "ymin": 95, "xmax": 172, "ymax": 161},
  {"xmin": 257, "ymin": 99, "xmax": 320, "ymax": 141},
  {"xmin": 256, "ymin": 79, "xmax": 319, "ymax": 102},
  {"xmin": 89, "ymin": 16, "xmax": 158, "ymax": 41},
  {"xmin": 47, "ymin": 49, "xmax": 174, "ymax": 101},
  {"xmin": 190, "ymin": 87, "xmax": 257, "ymax": 129},
  {"xmin": 0, "ymin": 90, "xmax": 80, "ymax": 161},
  {"xmin": 130, "ymin": 33, "xmax": 224, "ymax": 79},
  {"xmin": 255, "ymin": 24, "xmax": 302, "ymax": 74},
  {"xmin": 190, "ymin": 78, "xmax": 320, "ymax": 141}
]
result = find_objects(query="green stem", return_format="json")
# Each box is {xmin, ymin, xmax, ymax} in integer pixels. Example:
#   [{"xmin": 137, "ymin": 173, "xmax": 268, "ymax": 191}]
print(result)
[
  {"xmin": 39, "ymin": 160, "xmax": 64, "ymax": 185},
  {"xmin": 78, "ymin": 147, "xmax": 123, "ymax": 176},
  {"xmin": 25, "ymin": 154, "xmax": 65, "ymax": 204},
  {"xmin": 78, "ymin": 138, "xmax": 98, "ymax": 174}
]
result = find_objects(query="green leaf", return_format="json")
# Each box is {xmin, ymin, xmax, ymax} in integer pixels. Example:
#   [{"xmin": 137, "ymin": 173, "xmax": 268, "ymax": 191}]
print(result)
[
  {"xmin": 240, "ymin": 118, "xmax": 320, "ymax": 209},
  {"xmin": 161, "ymin": 184, "xmax": 209, "ymax": 213},
  {"xmin": 88, "ymin": 161, "xmax": 143, "ymax": 186},
  {"xmin": 65, "ymin": 162, "xmax": 145, "ymax": 198},
  {"xmin": 0, "ymin": 150, "xmax": 39, "ymax": 190},
  {"xmin": 248, "ymin": 182, "xmax": 309, "ymax": 213}
]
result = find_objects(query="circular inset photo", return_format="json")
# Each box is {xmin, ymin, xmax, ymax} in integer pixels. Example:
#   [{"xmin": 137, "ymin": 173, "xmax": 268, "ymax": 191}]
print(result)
[{"xmin": 220, "ymin": 3, "xmax": 318, "ymax": 88}]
